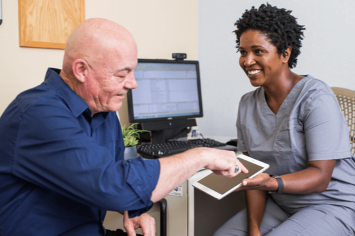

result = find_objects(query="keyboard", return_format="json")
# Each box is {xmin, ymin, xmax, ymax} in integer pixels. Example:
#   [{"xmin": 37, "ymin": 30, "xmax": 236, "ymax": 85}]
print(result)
[{"xmin": 137, "ymin": 138, "xmax": 229, "ymax": 159}]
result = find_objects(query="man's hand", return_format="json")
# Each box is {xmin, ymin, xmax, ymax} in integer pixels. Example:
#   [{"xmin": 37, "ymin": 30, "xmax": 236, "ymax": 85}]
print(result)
[
  {"xmin": 124, "ymin": 212, "xmax": 155, "ymax": 236},
  {"xmin": 202, "ymin": 148, "xmax": 248, "ymax": 178}
]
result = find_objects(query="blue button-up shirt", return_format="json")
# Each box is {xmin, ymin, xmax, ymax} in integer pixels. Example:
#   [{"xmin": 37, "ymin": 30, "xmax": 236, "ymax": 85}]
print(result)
[{"xmin": 0, "ymin": 68, "xmax": 160, "ymax": 235}]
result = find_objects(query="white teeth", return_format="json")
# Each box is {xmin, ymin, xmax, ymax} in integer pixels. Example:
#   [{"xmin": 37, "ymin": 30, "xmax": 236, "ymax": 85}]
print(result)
[{"xmin": 248, "ymin": 70, "xmax": 261, "ymax": 75}]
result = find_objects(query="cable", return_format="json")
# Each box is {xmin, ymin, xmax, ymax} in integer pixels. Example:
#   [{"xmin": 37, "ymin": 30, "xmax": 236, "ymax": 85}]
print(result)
[{"xmin": 200, "ymin": 133, "xmax": 205, "ymax": 140}]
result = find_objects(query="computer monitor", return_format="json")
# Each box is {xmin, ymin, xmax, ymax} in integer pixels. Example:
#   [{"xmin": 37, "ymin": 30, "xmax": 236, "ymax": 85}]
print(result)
[{"xmin": 127, "ymin": 58, "xmax": 203, "ymax": 144}]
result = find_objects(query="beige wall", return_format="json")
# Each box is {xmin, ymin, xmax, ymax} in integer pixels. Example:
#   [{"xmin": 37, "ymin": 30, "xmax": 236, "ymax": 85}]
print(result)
[{"xmin": 0, "ymin": 0, "xmax": 198, "ymax": 124}]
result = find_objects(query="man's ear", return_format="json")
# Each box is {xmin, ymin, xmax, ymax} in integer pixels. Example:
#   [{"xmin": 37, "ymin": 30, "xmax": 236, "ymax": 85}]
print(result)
[{"xmin": 72, "ymin": 59, "xmax": 88, "ymax": 83}]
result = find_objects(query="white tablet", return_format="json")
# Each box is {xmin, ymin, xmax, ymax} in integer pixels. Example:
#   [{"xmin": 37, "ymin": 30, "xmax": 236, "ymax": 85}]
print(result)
[{"xmin": 192, "ymin": 154, "xmax": 269, "ymax": 200}]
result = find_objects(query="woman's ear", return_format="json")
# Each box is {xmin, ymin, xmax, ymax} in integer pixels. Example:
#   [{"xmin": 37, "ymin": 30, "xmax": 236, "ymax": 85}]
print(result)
[
  {"xmin": 72, "ymin": 59, "xmax": 88, "ymax": 83},
  {"xmin": 283, "ymin": 46, "xmax": 292, "ymax": 63}
]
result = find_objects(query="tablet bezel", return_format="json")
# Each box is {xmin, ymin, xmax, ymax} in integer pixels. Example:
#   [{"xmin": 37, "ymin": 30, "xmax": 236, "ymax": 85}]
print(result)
[{"xmin": 192, "ymin": 154, "xmax": 269, "ymax": 200}]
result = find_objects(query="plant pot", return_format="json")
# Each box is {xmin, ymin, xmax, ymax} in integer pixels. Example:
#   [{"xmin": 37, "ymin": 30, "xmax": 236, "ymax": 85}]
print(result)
[{"xmin": 124, "ymin": 146, "xmax": 138, "ymax": 161}]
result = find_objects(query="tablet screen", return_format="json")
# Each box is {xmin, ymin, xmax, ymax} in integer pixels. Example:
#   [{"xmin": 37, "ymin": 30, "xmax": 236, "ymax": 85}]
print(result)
[{"xmin": 197, "ymin": 158, "xmax": 264, "ymax": 195}]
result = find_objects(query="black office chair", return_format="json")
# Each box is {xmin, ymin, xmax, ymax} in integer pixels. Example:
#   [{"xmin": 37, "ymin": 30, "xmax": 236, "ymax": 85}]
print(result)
[{"xmin": 157, "ymin": 198, "xmax": 167, "ymax": 236}]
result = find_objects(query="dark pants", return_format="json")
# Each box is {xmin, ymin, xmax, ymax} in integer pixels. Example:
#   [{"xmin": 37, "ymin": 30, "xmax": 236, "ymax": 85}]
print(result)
[{"xmin": 106, "ymin": 229, "xmax": 143, "ymax": 236}]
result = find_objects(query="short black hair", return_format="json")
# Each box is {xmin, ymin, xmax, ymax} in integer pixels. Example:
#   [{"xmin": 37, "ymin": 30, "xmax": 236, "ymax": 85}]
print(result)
[{"xmin": 234, "ymin": 3, "xmax": 305, "ymax": 68}]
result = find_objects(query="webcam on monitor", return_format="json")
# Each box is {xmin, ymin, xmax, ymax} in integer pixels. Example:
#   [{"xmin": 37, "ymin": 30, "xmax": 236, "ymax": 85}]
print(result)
[{"xmin": 172, "ymin": 53, "xmax": 187, "ymax": 60}]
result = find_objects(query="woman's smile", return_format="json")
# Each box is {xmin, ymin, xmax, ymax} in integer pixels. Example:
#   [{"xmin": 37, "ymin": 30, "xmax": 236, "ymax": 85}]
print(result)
[{"xmin": 247, "ymin": 69, "xmax": 262, "ymax": 75}]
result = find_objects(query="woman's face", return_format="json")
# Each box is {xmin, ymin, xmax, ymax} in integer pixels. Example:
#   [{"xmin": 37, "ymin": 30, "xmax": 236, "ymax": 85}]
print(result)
[{"xmin": 239, "ymin": 29, "xmax": 286, "ymax": 87}]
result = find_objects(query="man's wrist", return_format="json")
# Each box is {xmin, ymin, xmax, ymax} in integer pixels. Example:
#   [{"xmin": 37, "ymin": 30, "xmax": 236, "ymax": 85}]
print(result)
[{"xmin": 187, "ymin": 148, "xmax": 209, "ymax": 170}]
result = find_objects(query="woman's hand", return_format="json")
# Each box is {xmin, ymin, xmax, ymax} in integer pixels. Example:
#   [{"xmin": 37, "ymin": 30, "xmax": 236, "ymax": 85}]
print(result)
[
  {"xmin": 234, "ymin": 152, "xmax": 277, "ymax": 192},
  {"xmin": 237, "ymin": 173, "xmax": 278, "ymax": 192}
]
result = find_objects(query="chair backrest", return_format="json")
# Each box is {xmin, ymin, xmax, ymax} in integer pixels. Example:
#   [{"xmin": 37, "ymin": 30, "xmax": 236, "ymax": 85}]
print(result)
[{"xmin": 331, "ymin": 87, "xmax": 355, "ymax": 155}]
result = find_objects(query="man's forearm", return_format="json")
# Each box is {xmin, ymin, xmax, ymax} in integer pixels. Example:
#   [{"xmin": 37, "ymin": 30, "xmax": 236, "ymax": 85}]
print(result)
[
  {"xmin": 150, "ymin": 148, "xmax": 208, "ymax": 202},
  {"xmin": 150, "ymin": 147, "xmax": 245, "ymax": 202}
]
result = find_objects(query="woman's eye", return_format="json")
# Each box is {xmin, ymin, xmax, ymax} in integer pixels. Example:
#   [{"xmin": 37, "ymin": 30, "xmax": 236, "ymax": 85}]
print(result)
[
  {"xmin": 255, "ymin": 49, "xmax": 264, "ymax": 54},
  {"xmin": 240, "ymin": 51, "xmax": 246, "ymax": 55}
]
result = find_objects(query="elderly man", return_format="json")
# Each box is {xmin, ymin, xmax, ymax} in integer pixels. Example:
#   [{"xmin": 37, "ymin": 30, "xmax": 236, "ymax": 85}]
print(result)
[{"xmin": 0, "ymin": 18, "xmax": 246, "ymax": 236}]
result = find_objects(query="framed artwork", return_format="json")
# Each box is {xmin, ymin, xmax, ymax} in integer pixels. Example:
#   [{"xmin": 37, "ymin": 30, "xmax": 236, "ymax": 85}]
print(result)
[{"xmin": 18, "ymin": 0, "xmax": 85, "ymax": 49}]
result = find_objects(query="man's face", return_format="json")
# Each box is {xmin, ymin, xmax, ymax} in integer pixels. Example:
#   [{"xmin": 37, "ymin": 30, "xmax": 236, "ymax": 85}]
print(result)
[{"xmin": 84, "ymin": 42, "xmax": 138, "ymax": 114}]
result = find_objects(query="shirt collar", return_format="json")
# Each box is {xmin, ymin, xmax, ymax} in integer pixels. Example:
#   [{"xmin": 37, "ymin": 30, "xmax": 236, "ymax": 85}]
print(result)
[{"xmin": 43, "ymin": 68, "xmax": 89, "ymax": 118}]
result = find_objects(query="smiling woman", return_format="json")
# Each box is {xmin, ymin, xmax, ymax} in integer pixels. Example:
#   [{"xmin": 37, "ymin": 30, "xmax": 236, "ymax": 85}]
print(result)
[
  {"xmin": 238, "ymin": 29, "xmax": 294, "ymax": 91},
  {"xmin": 213, "ymin": 3, "xmax": 355, "ymax": 236}
]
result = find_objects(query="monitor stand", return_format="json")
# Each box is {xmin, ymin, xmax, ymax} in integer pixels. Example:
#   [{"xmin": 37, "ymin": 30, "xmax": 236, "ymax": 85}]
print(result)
[
  {"xmin": 142, "ymin": 119, "xmax": 197, "ymax": 144},
  {"xmin": 151, "ymin": 130, "xmax": 166, "ymax": 144}
]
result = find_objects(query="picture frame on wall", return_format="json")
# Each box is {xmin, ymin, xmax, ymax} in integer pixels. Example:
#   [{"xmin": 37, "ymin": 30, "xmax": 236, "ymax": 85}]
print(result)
[{"xmin": 18, "ymin": 0, "xmax": 85, "ymax": 49}]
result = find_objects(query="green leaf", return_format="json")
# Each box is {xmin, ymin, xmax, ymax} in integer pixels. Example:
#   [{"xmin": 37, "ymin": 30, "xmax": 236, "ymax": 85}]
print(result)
[{"xmin": 121, "ymin": 123, "xmax": 149, "ymax": 147}]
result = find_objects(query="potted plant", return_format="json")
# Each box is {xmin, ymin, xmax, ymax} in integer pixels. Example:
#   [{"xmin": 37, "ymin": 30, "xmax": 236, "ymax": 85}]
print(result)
[{"xmin": 121, "ymin": 123, "xmax": 148, "ymax": 160}]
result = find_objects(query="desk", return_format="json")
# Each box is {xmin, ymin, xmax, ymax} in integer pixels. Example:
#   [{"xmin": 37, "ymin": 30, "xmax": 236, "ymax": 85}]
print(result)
[
  {"xmin": 188, "ymin": 169, "xmax": 210, "ymax": 235},
  {"xmin": 187, "ymin": 169, "xmax": 246, "ymax": 236}
]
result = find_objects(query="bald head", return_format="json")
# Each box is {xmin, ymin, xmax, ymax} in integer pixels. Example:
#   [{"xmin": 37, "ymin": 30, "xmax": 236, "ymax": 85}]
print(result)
[
  {"xmin": 62, "ymin": 18, "xmax": 137, "ymax": 78},
  {"xmin": 60, "ymin": 18, "xmax": 138, "ymax": 115}
]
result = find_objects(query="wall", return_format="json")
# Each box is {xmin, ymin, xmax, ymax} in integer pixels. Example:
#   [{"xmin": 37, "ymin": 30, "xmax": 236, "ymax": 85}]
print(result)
[
  {"xmin": 197, "ymin": 0, "xmax": 355, "ymax": 138},
  {"xmin": 0, "ymin": 0, "xmax": 198, "ymax": 125}
]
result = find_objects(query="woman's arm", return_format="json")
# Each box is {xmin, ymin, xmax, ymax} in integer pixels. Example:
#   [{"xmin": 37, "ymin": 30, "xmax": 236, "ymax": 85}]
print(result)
[
  {"xmin": 282, "ymin": 159, "xmax": 336, "ymax": 193},
  {"xmin": 246, "ymin": 190, "xmax": 266, "ymax": 236},
  {"xmin": 242, "ymin": 152, "xmax": 266, "ymax": 236},
  {"xmin": 241, "ymin": 159, "xmax": 336, "ymax": 194}
]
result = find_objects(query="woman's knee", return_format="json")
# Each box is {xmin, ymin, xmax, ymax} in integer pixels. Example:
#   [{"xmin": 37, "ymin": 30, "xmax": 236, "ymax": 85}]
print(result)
[{"xmin": 212, "ymin": 209, "xmax": 248, "ymax": 236}]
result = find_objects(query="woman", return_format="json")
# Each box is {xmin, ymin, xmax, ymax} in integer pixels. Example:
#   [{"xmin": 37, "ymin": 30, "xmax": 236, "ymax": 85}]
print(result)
[{"xmin": 214, "ymin": 4, "xmax": 355, "ymax": 236}]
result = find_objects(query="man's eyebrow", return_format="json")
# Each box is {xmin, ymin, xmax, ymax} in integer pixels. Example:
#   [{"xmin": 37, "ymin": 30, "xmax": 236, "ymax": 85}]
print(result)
[{"xmin": 117, "ymin": 67, "xmax": 132, "ymax": 73}]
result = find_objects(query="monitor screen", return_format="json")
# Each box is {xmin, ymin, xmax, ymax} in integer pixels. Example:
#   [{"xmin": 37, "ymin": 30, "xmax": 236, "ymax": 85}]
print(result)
[{"xmin": 127, "ymin": 59, "xmax": 203, "ymax": 123}]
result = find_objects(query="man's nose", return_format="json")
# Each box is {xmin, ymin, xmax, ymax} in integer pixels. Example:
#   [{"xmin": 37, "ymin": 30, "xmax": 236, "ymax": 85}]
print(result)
[{"xmin": 125, "ymin": 74, "xmax": 138, "ymax": 89}]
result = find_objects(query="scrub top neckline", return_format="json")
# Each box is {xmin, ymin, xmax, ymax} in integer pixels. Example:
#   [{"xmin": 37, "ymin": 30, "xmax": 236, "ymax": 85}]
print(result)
[{"xmin": 260, "ymin": 75, "xmax": 310, "ymax": 128}]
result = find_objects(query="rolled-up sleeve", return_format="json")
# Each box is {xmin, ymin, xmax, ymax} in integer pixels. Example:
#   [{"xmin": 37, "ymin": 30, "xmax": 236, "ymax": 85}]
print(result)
[{"xmin": 126, "ymin": 157, "xmax": 160, "ymax": 217}]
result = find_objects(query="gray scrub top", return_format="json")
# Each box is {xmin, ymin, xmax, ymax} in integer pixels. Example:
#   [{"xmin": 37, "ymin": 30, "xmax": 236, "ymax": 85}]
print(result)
[{"xmin": 237, "ymin": 75, "xmax": 355, "ymax": 223}]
